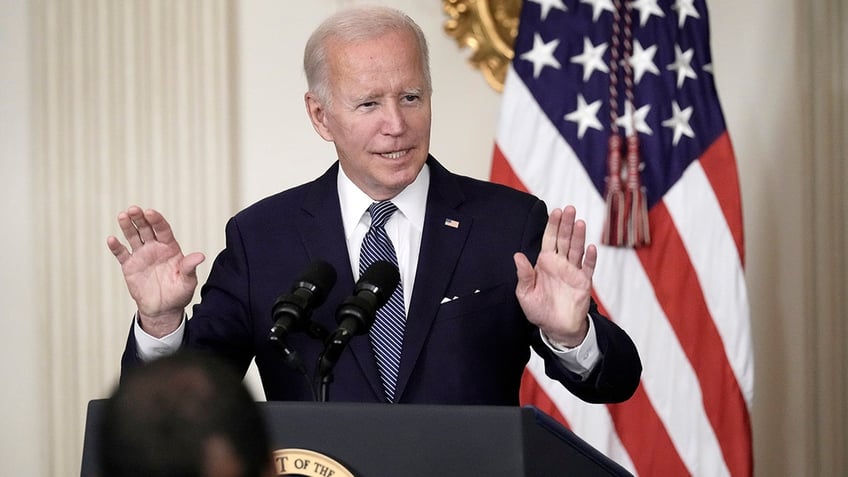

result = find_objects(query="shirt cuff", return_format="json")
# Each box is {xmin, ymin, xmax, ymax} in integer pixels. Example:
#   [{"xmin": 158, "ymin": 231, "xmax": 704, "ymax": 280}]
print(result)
[
  {"xmin": 540, "ymin": 316, "xmax": 600, "ymax": 379},
  {"xmin": 133, "ymin": 313, "xmax": 185, "ymax": 362}
]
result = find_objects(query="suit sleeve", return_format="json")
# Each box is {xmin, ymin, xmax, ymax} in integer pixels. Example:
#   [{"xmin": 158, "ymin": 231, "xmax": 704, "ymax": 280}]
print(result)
[
  {"xmin": 530, "ymin": 301, "xmax": 642, "ymax": 403},
  {"xmin": 182, "ymin": 216, "xmax": 257, "ymax": 376}
]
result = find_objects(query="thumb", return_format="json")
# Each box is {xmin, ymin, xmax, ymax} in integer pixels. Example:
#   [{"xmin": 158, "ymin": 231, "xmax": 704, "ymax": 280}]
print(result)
[
  {"xmin": 513, "ymin": 252, "xmax": 535, "ymax": 296},
  {"xmin": 180, "ymin": 252, "xmax": 206, "ymax": 277}
]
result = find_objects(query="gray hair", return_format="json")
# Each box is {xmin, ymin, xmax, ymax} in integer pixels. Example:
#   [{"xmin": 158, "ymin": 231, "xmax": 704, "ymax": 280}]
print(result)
[{"xmin": 303, "ymin": 5, "xmax": 432, "ymax": 105}]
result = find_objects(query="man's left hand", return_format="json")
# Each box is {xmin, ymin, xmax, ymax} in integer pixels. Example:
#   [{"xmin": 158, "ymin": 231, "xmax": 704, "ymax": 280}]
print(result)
[{"xmin": 514, "ymin": 205, "xmax": 596, "ymax": 347}]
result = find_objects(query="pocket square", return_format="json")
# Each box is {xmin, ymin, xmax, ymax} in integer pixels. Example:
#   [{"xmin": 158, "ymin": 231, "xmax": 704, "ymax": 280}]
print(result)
[{"xmin": 440, "ymin": 290, "xmax": 480, "ymax": 304}]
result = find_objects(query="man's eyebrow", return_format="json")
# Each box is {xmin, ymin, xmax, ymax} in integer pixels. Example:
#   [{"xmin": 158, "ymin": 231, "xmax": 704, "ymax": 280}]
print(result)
[{"xmin": 349, "ymin": 93, "xmax": 378, "ymax": 103}]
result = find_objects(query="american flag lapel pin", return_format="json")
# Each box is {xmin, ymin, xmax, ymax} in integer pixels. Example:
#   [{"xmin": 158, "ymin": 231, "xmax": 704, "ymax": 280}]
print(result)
[{"xmin": 444, "ymin": 218, "xmax": 460, "ymax": 229}]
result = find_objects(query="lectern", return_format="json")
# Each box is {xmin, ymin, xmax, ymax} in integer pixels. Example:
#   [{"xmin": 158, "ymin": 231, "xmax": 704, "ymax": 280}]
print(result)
[{"xmin": 82, "ymin": 400, "xmax": 632, "ymax": 476}]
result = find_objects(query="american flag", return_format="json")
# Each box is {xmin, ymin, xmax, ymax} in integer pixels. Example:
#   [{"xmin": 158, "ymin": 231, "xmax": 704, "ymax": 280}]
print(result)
[{"xmin": 491, "ymin": 0, "xmax": 753, "ymax": 475}]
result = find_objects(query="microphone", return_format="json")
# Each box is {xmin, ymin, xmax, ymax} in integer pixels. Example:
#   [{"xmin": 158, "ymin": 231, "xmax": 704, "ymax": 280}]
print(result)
[
  {"xmin": 269, "ymin": 260, "xmax": 337, "ymax": 373},
  {"xmin": 318, "ymin": 260, "xmax": 400, "ymax": 377}
]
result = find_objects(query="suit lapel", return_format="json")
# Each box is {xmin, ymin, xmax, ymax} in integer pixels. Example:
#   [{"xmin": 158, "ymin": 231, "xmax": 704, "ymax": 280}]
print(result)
[
  {"xmin": 394, "ymin": 158, "xmax": 472, "ymax": 400},
  {"xmin": 297, "ymin": 162, "xmax": 352, "ymax": 288}
]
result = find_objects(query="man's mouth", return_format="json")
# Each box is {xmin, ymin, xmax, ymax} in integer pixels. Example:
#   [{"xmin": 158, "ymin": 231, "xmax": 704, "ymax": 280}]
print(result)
[{"xmin": 379, "ymin": 150, "xmax": 408, "ymax": 159}]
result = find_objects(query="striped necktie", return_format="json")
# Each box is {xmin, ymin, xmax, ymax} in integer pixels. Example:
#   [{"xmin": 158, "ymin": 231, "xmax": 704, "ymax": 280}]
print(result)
[{"xmin": 359, "ymin": 201, "xmax": 406, "ymax": 402}]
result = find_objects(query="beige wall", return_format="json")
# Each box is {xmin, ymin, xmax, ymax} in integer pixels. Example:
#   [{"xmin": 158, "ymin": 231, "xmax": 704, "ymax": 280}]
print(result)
[{"xmin": 0, "ymin": 0, "xmax": 844, "ymax": 475}]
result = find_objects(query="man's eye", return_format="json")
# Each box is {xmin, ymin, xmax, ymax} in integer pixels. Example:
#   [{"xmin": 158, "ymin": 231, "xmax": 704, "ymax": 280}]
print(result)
[
  {"xmin": 358, "ymin": 101, "xmax": 377, "ymax": 109},
  {"xmin": 402, "ymin": 95, "xmax": 419, "ymax": 103}
]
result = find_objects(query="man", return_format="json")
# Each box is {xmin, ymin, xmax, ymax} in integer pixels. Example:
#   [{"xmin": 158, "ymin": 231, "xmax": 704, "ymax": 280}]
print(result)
[
  {"xmin": 99, "ymin": 351, "xmax": 274, "ymax": 477},
  {"xmin": 107, "ymin": 6, "xmax": 641, "ymax": 405}
]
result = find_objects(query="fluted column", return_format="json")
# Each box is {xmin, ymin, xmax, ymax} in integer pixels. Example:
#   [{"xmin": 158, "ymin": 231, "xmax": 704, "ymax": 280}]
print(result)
[
  {"xmin": 29, "ymin": 0, "xmax": 237, "ymax": 473},
  {"xmin": 805, "ymin": 0, "xmax": 848, "ymax": 474}
]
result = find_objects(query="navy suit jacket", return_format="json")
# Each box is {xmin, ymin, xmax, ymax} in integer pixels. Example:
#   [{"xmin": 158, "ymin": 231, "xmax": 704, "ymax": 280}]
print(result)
[{"xmin": 123, "ymin": 156, "xmax": 641, "ymax": 404}]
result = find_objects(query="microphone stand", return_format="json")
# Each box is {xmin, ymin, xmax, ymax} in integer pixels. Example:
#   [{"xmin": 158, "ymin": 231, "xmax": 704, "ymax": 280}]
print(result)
[
  {"xmin": 315, "ymin": 332, "xmax": 345, "ymax": 402},
  {"xmin": 317, "ymin": 371, "xmax": 333, "ymax": 402}
]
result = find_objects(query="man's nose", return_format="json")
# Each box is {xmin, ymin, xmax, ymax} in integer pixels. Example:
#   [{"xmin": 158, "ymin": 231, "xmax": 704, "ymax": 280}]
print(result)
[{"xmin": 381, "ymin": 103, "xmax": 407, "ymax": 135}]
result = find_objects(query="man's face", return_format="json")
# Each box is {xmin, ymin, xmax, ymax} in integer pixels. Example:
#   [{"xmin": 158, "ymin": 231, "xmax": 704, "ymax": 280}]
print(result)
[{"xmin": 306, "ymin": 29, "xmax": 432, "ymax": 200}]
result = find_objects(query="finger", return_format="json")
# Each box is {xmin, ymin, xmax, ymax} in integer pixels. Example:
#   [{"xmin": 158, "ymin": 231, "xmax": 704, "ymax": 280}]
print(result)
[
  {"xmin": 513, "ymin": 252, "xmax": 536, "ymax": 296},
  {"xmin": 117, "ymin": 209, "xmax": 144, "ymax": 250},
  {"xmin": 127, "ymin": 206, "xmax": 157, "ymax": 245},
  {"xmin": 144, "ymin": 209, "xmax": 176, "ymax": 245},
  {"xmin": 568, "ymin": 219, "xmax": 587, "ymax": 266},
  {"xmin": 557, "ymin": 205, "xmax": 576, "ymax": 257},
  {"xmin": 179, "ymin": 252, "xmax": 206, "ymax": 277},
  {"xmin": 582, "ymin": 244, "xmax": 598, "ymax": 278},
  {"xmin": 106, "ymin": 236, "xmax": 132, "ymax": 265},
  {"xmin": 541, "ymin": 208, "xmax": 562, "ymax": 253}
]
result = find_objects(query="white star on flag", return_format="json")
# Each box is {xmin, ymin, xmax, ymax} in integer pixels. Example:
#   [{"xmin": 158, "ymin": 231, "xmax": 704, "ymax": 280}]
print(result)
[
  {"xmin": 630, "ymin": 0, "xmax": 666, "ymax": 26},
  {"xmin": 673, "ymin": 0, "xmax": 701, "ymax": 27},
  {"xmin": 667, "ymin": 45, "xmax": 697, "ymax": 88},
  {"xmin": 580, "ymin": 0, "xmax": 614, "ymax": 22},
  {"xmin": 662, "ymin": 100, "xmax": 695, "ymax": 145},
  {"xmin": 616, "ymin": 101, "xmax": 653, "ymax": 137},
  {"xmin": 629, "ymin": 40, "xmax": 660, "ymax": 84},
  {"xmin": 564, "ymin": 94, "xmax": 603, "ymax": 138},
  {"xmin": 519, "ymin": 33, "xmax": 561, "ymax": 78},
  {"xmin": 570, "ymin": 37, "xmax": 609, "ymax": 81},
  {"xmin": 527, "ymin": 0, "xmax": 567, "ymax": 21}
]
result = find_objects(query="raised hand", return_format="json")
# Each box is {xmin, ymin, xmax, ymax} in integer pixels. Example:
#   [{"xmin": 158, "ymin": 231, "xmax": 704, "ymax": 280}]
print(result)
[
  {"xmin": 106, "ymin": 206, "xmax": 205, "ymax": 337},
  {"xmin": 514, "ymin": 206, "xmax": 596, "ymax": 347}
]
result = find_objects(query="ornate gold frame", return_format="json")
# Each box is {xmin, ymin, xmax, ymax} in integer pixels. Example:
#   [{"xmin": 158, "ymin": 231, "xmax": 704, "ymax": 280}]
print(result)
[{"xmin": 442, "ymin": 0, "xmax": 522, "ymax": 92}]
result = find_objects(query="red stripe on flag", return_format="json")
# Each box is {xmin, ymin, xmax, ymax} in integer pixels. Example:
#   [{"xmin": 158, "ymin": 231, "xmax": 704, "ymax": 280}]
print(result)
[
  {"xmin": 699, "ymin": 132, "xmax": 746, "ymax": 265},
  {"xmin": 491, "ymin": 143, "xmax": 529, "ymax": 193},
  {"xmin": 637, "ymin": 202, "xmax": 753, "ymax": 477},
  {"xmin": 519, "ymin": 370, "xmax": 571, "ymax": 428}
]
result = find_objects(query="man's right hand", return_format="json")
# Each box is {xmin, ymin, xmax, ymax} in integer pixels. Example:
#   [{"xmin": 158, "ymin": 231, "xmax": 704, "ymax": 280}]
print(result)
[{"xmin": 107, "ymin": 206, "xmax": 205, "ymax": 338}]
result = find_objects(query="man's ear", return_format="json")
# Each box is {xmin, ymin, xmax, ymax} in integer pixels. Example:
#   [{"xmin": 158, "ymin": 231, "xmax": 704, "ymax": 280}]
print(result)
[{"xmin": 305, "ymin": 92, "xmax": 333, "ymax": 142}]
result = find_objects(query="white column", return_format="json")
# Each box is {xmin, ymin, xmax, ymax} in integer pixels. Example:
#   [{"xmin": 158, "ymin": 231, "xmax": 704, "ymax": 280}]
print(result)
[
  {"xmin": 29, "ymin": 0, "xmax": 237, "ymax": 473},
  {"xmin": 0, "ymin": 0, "xmax": 46, "ymax": 475}
]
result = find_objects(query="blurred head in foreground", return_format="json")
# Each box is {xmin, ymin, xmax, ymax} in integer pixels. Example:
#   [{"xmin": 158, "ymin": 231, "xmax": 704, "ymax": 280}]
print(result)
[{"xmin": 100, "ymin": 351, "xmax": 273, "ymax": 477}]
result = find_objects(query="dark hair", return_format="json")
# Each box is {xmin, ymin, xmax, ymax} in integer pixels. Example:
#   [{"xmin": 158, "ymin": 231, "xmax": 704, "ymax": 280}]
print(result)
[{"xmin": 99, "ymin": 351, "xmax": 271, "ymax": 477}]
